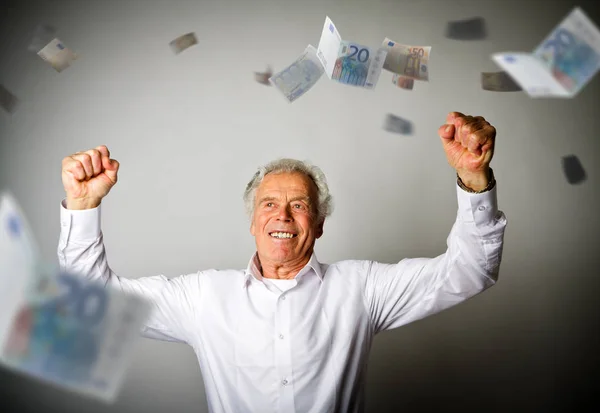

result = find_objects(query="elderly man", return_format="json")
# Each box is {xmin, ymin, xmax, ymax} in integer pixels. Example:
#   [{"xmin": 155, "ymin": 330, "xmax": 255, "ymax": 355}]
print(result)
[{"xmin": 58, "ymin": 112, "xmax": 506, "ymax": 413}]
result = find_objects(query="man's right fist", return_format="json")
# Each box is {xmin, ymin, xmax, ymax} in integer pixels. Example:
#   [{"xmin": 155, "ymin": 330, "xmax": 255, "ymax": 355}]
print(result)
[{"xmin": 61, "ymin": 145, "xmax": 120, "ymax": 210}]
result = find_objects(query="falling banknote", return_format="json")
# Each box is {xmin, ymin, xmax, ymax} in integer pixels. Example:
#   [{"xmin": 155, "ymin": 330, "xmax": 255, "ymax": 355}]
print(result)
[
  {"xmin": 316, "ymin": 16, "xmax": 387, "ymax": 89},
  {"xmin": 382, "ymin": 38, "xmax": 431, "ymax": 81},
  {"xmin": 383, "ymin": 113, "xmax": 413, "ymax": 135},
  {"xmin": 37, "ymin": 38, "xmax": 78, "ymax": 72},
  {"xmin": 0, "ymin": 85, "xmax": 19, "ymax": 114},
  {"xmin": 481, "ymin": 71, "xmax": 522, "ymax": 92},
  {"xmin": 269, "ymin": 45, "xmax": 324, "ymax": 102},
  {"xmin": 0, "ymin": 192, "xmax": 152, "ymax": 402},
  {"xmin": 169, "ymin": 32, "xmax": 198, "ymax": 54},
  {"xmin": 392, "ymin": 74, "xmax": 414, "ymax": 90},
  {"xmin": 492, "ymin": 7, "xmax": 600, "ymax": 98},
  {"xmin": 254, "ymin": 66, "xmax": 273, "ymax": 86},
  {"xmin": 445, "ymin": 17, "xmax": 487, "ymax": 41}
]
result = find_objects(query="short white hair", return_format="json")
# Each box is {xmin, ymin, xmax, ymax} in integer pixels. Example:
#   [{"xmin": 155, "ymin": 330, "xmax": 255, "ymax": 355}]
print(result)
[{"xmin": 243, "ymin": 158, "xmax": 333, "ymax": 222}]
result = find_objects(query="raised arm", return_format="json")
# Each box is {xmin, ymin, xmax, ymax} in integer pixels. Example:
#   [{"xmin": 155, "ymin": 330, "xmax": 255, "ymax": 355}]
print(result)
[
  {"xmin": 58, "ymin": 146, "xmax": 201, "ymax": 343},
  {"xmin": 363, "ymin": 112, "xmax": 506, "ymax": 333}
]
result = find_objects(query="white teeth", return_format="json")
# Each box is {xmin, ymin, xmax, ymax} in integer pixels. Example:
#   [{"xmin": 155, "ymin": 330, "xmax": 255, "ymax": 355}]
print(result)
[{"xmin": 270, "ymin": 232, "xmax": 295, "ymax": 239}]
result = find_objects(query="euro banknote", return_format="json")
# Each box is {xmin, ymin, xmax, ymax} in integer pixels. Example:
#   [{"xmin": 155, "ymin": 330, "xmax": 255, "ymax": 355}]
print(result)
[
  {"xmin": 381, "ymin": 38, "xmax": 431, "ymax": 81},
  {"xmin": 481, "ymin": 71, "xmax": 522, "ymax": 92},
  {"xmin": 0, "ymin": 85, "xmax": 19, "ymax": 114},
  {"xmin": 492, "ymin": 7, "xmax": 600, "ymax": 97},
  {"xmin": 169, "ymin": 32, "xmax": 198, "ymax": 54},
  {"xmin": 254, "ymin": 66, "xmax": 273, "ymax": 86},
  {"xmin": 37, "ymin": 38, "xmax": 78, "ymax": 72},
  {"xmin": 392, "ymin": 74, "xmax": 414, "ymax": 90},
  {"xmin": 383, "ymin": 113, "xmax": 413, "ymax": 135},
  {"xmin": 445, "ymin": 17, "xmax": 487, "ymax": 41},
  {"xmin": 0, "ymin": 192, "xmax": 152, "ymax": 402},
  {"xmin": 269, "ymin": 45, "xmax": 324, "ymax": 102},
  {"xmin": 316, "ymin": 16, "xmax": 387, "ymax": 89}
]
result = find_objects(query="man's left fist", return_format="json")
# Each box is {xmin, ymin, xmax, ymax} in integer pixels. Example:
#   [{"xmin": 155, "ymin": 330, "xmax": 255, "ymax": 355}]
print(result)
[{"xmin": 438, "ymin": 112, "xmax": 496, "ymax": 191}]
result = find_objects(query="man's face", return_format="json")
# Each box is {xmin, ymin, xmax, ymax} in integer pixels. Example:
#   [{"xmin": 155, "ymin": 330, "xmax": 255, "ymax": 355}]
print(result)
[{"xmin": 250, "ymin": 172, "xmax": 324, "ymax": 266}]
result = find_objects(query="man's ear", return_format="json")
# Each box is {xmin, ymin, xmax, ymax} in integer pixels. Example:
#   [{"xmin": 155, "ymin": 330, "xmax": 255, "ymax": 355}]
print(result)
[
  {"xmin": 315, "ymin": 219, "xmax": 325, "ymax": 239},
  {"xmin": 250, "ymin": 217, "xmax": 256, "ymax": 236}
]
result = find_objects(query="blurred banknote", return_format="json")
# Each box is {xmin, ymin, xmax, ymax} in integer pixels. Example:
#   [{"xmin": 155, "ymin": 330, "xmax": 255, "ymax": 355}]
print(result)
[
  {"xmin": 0, "ymin": 192, "xmax": 152, "ymax": 402},
  {"xmin": 269, "ymin": 45, "xmax": 324, "ymax": 102},
  {"xmin": 254, "ymin": 66, "xmax": 273, "ymax": 86},
  {"xmin": 383, "ymin": 113, "xmax": 413, "ymax": 135},
  {"xmin": 445, "ymin": 17, "xmax": 487, "ymax": 40},
  {"xmin": 392, "ymin": 74, "xmax": 414, "ymax": 90},
  {"xmin": 562, "ymin": 155, "xmax": 586, "ymax": 184},
  {"xmin": 317, "ymin": 16, "xmax": 387, "ymax": 89},
  {"xmin": 169, "ymin": 32, "xmax": 198, "ymax": 54},
  {"xmin": 381, "ymin": 38, "xmax": 431, "ymax": 81},
  {"xmin": 28, "ymin": 24, "xmax": 57, "ymax": 53},
  {"xmin": 37, "ymin": 38, "xmax": 78, "ymax": 72},
  {"xmin": 492, "ymin": 7, "xmax": 600, "ymax": 97},
  {"xmin": 0, "ymin": 85, "xmax": 19, "ymax": 114},
  {"xmin": 481, "ymin": 71, "xmax": 522, "ymax": 92}
]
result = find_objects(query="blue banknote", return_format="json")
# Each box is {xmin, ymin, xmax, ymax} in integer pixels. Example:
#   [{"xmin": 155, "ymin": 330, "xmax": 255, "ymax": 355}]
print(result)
[
  {"xmin": 0, "ymin": 192, "xmax": 151, "ymax": 402},
  {"xmin": 332, "ymin": 41, "xmax": 371, "ymax": 87},
  {"xmin": 269, "ymin": 45, "xmax": 324, "ymax": 102},
  {"xmin": 1, "ymin": 265, "xmax": 151, "ymax": 402},
  {"xmin": 533, "ymin": 7, "xmax": 600, "ymax": 95}
]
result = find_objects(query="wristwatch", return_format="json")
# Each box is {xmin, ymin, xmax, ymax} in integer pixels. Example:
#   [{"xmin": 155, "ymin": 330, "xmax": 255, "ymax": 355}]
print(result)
[{"xmin": 457, "ymin": 168, "xmax": 496, "ymax": 194}]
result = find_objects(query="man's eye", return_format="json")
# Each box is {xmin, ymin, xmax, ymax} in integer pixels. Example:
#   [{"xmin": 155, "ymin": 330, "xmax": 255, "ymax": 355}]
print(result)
[
  {"xmin": 266, "ymin": 202, "xmax": 274, "ymax": 207},
  {"xmin": 293, "ymin": 204, "xmax": 304, "ymax": 209}
]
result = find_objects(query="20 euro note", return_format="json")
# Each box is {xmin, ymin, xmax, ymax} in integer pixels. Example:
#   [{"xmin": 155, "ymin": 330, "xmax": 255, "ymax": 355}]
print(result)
[
  {"xmin": 0, "ymin": 192, "xmax": 152, "ymax": 402},
  {"xmin": 0, "ymin": 264, "xmax": 153, "ymax": 403},
  {"xmin": 381, "ymin": 38, "xmax": 431, "ymax": 81},
  {"xmin": 269, "ymin": 45, "xmax": 324, "ymax": 102},
  {"xmin": 492, "ymin": 7, "xmax": 600, "ymax": 97},
  {"xmin": 316, "ymin": 16, "xmax": 387, "ymax": 89}
]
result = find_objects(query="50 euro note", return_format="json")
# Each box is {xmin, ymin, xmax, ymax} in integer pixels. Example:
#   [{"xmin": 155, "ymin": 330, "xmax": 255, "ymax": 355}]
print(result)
[
  {"xmin": 0, "ymin": 192, "xmax": 152, "ymax": 402},
  {"xmin": 492, "ymin": 7, "xmax": 600, "ymax": 97},
  {"xmin": 316, "ymin": 16, "xmax": 387, "ymax": 89},
  {"xmin": 381, "ymin": 38, "xmax": 431, "ymax": 81},
  {"xmin": 269, "ymin": 45, "xmax": 324, "ymax": 102}
]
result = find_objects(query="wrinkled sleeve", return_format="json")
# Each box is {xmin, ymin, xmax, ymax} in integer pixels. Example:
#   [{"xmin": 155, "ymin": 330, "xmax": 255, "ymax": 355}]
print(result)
[
  {"xmin": 57, "ymin": 200, "xmax": 202, "ymax": 343},
  {"xmin": 363, "ymin": 182, "xmax": 507, "ymax": 334}
]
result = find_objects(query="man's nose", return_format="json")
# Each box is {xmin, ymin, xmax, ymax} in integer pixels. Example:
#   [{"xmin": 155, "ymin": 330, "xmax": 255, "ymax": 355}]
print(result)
[{"xmin": 277, "ymin": 205, "xmax": 293, "ymax": 221}]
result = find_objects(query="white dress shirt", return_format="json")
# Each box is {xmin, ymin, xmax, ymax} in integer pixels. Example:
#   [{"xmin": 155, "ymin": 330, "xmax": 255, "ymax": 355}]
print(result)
[{"xmin": 57, "ymin": 183, "xmax": 507, "ymax": 413}]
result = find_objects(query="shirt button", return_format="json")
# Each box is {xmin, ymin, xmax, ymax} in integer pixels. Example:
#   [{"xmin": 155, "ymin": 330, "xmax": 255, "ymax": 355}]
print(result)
[
  {"xmin": 478, "ymin": 206, "xmax": 486, "ymax": 211},
  {"xmin": 282, "ymin": 379, "xmax": 289, "ymax": 386},
  {"xmin": 281, "ymin": 295, "xmax": 286, "ymax": 301},
  {"xmin": 279, "ymin": 334, "xmax": 284, "ymax": 339}
]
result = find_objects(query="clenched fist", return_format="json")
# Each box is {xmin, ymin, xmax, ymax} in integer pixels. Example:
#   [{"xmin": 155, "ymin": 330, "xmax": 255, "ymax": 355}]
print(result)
[
  {"xmin": 438, "ymin": 112, "xmax": 496, "ymax": 191},
  {"xmin": 61, "ymin": 145, "xmax": 119, "ymax": 210}
]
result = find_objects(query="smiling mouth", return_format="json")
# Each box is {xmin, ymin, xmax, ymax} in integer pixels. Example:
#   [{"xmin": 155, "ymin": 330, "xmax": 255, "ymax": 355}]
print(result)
[{"xmin": 269, "ymin": 232, "xmax": 298, "ymax": 239}]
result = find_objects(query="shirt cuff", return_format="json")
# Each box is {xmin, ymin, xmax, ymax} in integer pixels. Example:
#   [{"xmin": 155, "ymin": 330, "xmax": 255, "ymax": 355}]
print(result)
[
  {"xmin": 60, "ymin": 199, "xmax": 102, "ymax": 241},
  {"xmin": 456, "ymin": 182, "xmax": 498, "ymax": 226}
]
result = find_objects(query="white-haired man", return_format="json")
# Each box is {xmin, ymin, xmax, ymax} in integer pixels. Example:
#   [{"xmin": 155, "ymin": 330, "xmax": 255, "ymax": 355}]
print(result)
[{"xmin": 58, "ymin": 112, "xmax": 506, "ymax": 413}]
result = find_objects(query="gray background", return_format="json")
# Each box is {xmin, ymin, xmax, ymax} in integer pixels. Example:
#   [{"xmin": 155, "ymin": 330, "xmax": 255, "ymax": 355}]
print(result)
[{"xmin": 1, "ymin": 0, "xmax": 599, "ymax": 411}]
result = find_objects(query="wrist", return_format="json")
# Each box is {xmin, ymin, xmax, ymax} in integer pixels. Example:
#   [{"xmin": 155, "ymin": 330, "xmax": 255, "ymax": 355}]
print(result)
[
  {"xmin": 457, "ymin": 167, "xmax": 492, "ymax": 193},
  {"xmin": 66, "ymin": 197, "xmax": 101, "ymax": 210}
]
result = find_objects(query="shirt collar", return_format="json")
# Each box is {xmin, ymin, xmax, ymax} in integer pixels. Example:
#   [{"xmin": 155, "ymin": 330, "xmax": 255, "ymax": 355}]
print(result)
[{"xmin": 242, "ymin": 252, "xmax": 323, "ymax": 288}]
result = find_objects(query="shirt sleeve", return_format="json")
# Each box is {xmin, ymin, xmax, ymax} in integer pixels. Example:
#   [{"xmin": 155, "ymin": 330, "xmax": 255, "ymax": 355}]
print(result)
[
  {"xmin": 363, "ymin": 182, "xmax": 507, "ymax": 334},
  {"xmin": 57, "ymin": 200, "xmax": 202, "ymax": 343}
]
